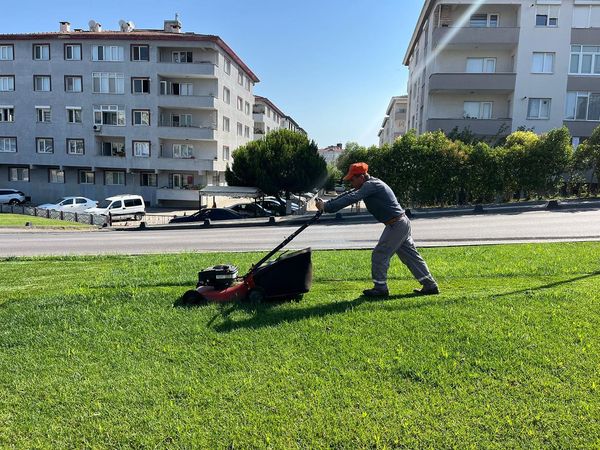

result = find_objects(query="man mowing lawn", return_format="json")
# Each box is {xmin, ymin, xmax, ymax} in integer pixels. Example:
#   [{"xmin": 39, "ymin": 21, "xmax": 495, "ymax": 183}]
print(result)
[{"xmin": 316, "ymin": 162, "xmax": 439, "ymax": 297}]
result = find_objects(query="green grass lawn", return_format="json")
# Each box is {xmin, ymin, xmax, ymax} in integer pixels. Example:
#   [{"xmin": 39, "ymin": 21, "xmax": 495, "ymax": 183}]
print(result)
[
  {"xmin": 1, "ymin": 243, "xmax": 599, "ymax": 448},
  {"xmin": 0, "ymin": 213, "xmax": 91, "ymax": 228}
]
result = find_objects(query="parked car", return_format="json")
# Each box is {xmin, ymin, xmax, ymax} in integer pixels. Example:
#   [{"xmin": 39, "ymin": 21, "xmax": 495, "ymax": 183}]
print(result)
[
  {"xmin": 37, "ymin": 196, "xmax": 97, "ymax": 213},
  {"xmin": 229, "ymin": 202, "xmax": 275, "ymax": 218},
  {"xmin": 85, "ymin": 194, "xmax": 145, "ymax": 221},
  {"xmin": 169, "ymin": 208, "xmax": 243, "ymax": 223},
  {"xmin": 262, "ymin": 196, "xmax": 300, "ymax": 215},
  {"xmin": 0, "ymin": 189, "xmax": 26, "ymax": 205}
]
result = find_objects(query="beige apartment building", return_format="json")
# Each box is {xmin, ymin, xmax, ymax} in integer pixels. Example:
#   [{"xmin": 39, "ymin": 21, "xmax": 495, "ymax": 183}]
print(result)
[
  {"xmin": 404, "ymin": 0, "xmax": 600, "ymax": 144},
  {"xmin": 378, "ymin": 95, "xmax": 408, "ymax": 146},
  {"xmin": 253, "ymin": 96, "xmax": 305, "ymax": 139}
]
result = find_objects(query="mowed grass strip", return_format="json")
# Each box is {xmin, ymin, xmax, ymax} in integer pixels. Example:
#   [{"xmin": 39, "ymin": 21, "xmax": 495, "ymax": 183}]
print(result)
[
  {"xmin": 0, "ymin": 243, "xmax": 599, "ymax": 448},
  {"xmin": 0, "ymin": 213, "xmax": 91, "ymax": 228}
]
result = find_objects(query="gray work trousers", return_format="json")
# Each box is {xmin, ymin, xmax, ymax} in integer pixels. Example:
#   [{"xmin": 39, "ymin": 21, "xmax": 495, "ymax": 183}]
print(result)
[{"xmin": 372, "ymin": 216, "xmax": 436, "ymax": 288}]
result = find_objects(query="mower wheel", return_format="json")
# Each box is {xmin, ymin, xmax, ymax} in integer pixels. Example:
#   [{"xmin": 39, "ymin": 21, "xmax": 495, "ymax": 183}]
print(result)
[
  {"xmin": 178, "ymin": 289, "xmax": 207, "ymax": 306},
  {"xmin": 247, "ymin": 288, "xmax": 265, "ymax": 305}
]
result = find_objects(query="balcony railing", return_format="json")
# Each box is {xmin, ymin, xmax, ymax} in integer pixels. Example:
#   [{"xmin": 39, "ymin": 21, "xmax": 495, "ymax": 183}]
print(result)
[
  {"xmin": 432, "ymin": 27, "xmax": 519, "ymax": 48},
  {"xmin": 429, "ymin": 73, "xmax": 516, "ymax": 92},
  {"xmin": 427, "ymin": 118, "xmax": 512, "ymax": 136}
]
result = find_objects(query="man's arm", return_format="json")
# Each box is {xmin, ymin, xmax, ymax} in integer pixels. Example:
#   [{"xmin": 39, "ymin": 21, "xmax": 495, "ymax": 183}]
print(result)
[{"xmin": 322, "ymin": 184, "xmax": 374, "ymax": 213}]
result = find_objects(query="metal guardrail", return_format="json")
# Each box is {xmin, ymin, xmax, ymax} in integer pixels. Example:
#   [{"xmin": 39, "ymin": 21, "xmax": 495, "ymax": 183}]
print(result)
[{"xmin": 0, "ymin": 204, "xmax": 107, "ymax": 226}]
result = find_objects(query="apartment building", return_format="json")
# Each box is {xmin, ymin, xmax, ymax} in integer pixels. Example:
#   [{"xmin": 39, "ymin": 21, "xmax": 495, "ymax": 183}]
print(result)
[
  {"xmin": 0, "ymin": 18, "xmax": 258, "ymax": 206},
  {"xmin": 318, "ymin": 143, "xmax": 344, "ymax": 164},
  {"xmin": 253, "ymin": 96, "xmax": 305, "ymax": 139},
  {"xmin": 404, "ymin": 0, "xmax": 600, "ymax": 145},
  {"xmin": 378, "ymin": 95, "xmax": 408, "ymax": 146}
]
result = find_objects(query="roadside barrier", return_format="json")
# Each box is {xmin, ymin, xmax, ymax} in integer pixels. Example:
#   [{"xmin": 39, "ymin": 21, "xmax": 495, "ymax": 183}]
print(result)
[{"xmin": 0, "ymin": 204, "xmax": 107, "ymax": 226}]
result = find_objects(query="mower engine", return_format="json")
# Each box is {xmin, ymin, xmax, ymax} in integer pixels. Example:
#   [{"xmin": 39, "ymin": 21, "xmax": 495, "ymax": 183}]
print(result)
[{"xmin": 197, "ymin": 264, "xmax": 238, "ymax": 289}]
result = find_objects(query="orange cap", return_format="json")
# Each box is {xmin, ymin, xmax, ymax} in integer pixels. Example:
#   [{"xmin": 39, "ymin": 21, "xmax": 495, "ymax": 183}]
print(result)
[{"xmin": 343, "ymin": 162, "xmax": 369, "ymax": 181}]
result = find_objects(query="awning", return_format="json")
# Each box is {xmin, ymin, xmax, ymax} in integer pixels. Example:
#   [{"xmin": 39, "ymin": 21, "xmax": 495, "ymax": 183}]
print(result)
[{"xmin": 198, "ymin": 185, "xmax": 263, "ymax": 199}]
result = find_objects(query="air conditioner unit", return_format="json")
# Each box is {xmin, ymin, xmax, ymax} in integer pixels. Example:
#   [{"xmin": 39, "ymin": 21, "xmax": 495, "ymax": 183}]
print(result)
[{"xmin": 93, "ymin": 124, "xmax": 102, "ymax": 132}]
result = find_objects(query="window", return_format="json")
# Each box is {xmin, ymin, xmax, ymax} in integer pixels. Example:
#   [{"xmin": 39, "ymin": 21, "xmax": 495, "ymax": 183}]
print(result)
[
  {"xmin": 79, "ymin": 170, "xmax": 95, "ymax": 184},
  {"xmin": 244, "ymin": 125, "xmax": 250, "ymax": 138},
  {"xmin": 140, "ymin": 172, "xmax": 157, "ymax": 186},
  {"xmin": 470, "ymin": 13, "xmax": 499, "ymax": 28},
  {"xmin": 237, "ymin": 122, "xmax": 243, "ymax": 136},
  {"xmin": 65, "ymin": 75, "xmax": 83, "ymax": 92},
  {"xmin": 133, "ymin": 141, "xmax": 150, "ymax": 157},
  {"xmin": 223, "ymin": 86, "xmax": 230, "ymax": 104},
  {"xmin": 101, "ymin": 141, "xmax": 125, "ymax": 157},
  {"xmin": 224, "ymin": 58, "xmax": 231, "ymax": 74},
  {"xmin": 131, "ymin": 45, "xmax": 149, "ymax": 61},
  {"xmin": 173, "ymin": 143, "xmax": 193, "ymax": 158},
  {"xmin": 36, "ymin": 107, "xmax": 51, "ymax": 123},
  {"xmin": 33, "ymin": 44, "xmax": 50, "ymax": 60},
  {"xmin": 92, "ymin": 72, "xmax": 124, "ymax": 94},
  {"xmin": 531, "ymin": 52, "xmax": 555, "ymax": 73},
  {"xmin": 536, "ymin": 5, "xmax": 558, "ymax": 27},
  {"xmin": 223, "ymin": 145, "xmax": 230, "ymax": 160},
  {"xmin": 527, "ymin": 98, "xmax": 551, "ymax": 119},
  {"xmin": 0, "ymin": 107, "xmax": 14, "ymax": 122},
  {"xmin": 49, "ymin": 169, "xmax": 65, "ymax": 183},
  {"xmin": 94, "ymin": 105, "xmax": 125, "ymax": 126},
  {"xmin": 172, "ymin": 51, "xmax": 192, "ymax": 63},
  {"xmin": 93, "ymin": 46, "xmax": 124, "ymax": 61},
  {"xmin": 566, "ymin": 91, "xmax": 600, "ymax": 121},
  {"xmin": 237, "ymin": 96, "xmax": 243, "ymax": 111},
  {"xmin": 34, "ymin": 75, "xmax": 51, "ymax": 91},
  {"xmin": 223, "ymin": 116, "xmax": 230, "ymax": 132},
  {"xmin": 237, "ymin": 71, "xmax": 244, "ymax": 85},
  {"xmin": 244, "ymin": 101, "xmax": 250, "ymax": 115},
  {"xmin": 67, "ymin": 139, "xmax": 85, "ymax": 155},
  {"xmin": 133, "ymin": 110, "xmax": 150, "ymax": 126},
  {"xmin": 171, "ymin": 113, "xmax": 192, "ymax": 127},
  {"xmin": 160, "ymin": 81, "xmax": 193, "ymax": 96},
  {"xmin": 463, "ymin": 101, "xmax": 493, "ymax": 119},
  {"xmin": 466, "ymin": 57, "xmax": 496, "ymax": 73},
  {"xmin": 0, "ymin": 76, "xmax": 14, "ymax": 91},
  {"xmin": 105, "ymin": 171, "xmax": 125, "ymax": 185},
  {"xmin": 66, "ymin": 107, "xmax": 82, "ymax": 123},
  {"xmin": 0, "ymin": 45, "xmax": 14, "ymax": 60},
  {"xmin": 0, "ymin": 137, "xmax": 17, "ymax": 152},
  {"xmin": 171, "ymin": 173, "xmax": 194, "ymax": 189},
  {"xmin": 36, "ymin": 137, "xmax": 53, "ymax": 154},
  {"xmin": 132, "ymin": 77, "xmax": 150, "ymax": 94},
  {"xmin": 570, "ymin": 45, "xmax": 600, "ymax": 75},
  {"xmin": 9, "ymin": 167, "xmax": 28, "ymax": 181},
  {"xmin": 64, "ymin": 44, "xmax": 81, "ymax": 60}
]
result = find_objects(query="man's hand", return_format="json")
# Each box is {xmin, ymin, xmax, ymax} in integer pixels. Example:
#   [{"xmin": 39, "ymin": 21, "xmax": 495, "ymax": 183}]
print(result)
[{"xmin": 315, "ymin": 198, "xmax": 325, "ymax": 212}]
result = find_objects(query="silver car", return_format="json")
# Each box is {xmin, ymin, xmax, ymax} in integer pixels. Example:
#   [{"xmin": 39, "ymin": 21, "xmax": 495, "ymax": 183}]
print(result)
[
  {"xmin": 0, "ymin": 189, "xmax": 26, "ymax": 205},
  {"xmin": 37, "ymin": 196, "xmax": 97, "ymax": 213}
]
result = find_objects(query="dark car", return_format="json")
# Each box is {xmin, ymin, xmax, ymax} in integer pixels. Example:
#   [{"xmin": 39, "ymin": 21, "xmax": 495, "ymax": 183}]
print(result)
[
  {"xmin": 229, "ymin": 203, "xmax": 275, "ymax": 218},
  {"xmin": 169, "ymin": 208, "xmax": 243, "ymax": 223}
]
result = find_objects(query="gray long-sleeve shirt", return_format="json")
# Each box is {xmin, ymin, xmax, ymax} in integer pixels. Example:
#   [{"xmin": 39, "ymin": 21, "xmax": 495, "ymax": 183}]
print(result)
[{"xmin": 324, "ymin": 176, "xmax": 405, "ymax": 223}]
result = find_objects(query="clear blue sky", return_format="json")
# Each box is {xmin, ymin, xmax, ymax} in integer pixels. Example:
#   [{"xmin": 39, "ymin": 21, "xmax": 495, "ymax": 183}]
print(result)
[{"xmin": 1, "ymin": 0, "xmax": 424, "ymax": 148}]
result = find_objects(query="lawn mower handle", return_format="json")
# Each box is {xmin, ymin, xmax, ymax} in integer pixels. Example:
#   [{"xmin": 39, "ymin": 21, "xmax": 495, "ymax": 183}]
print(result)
[{"xmin": 247, "ymin": 189, "xmax": 357, "ymax": 275}]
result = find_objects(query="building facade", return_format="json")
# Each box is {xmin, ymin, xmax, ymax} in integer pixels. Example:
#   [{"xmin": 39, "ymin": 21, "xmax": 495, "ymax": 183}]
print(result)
[
  {"xmin": 0, "ymin": 18, "xmax": 258, "ymax": 206},
  {"xmin": 253, "ymin": 95, "xmax": 305, "ymax": 139},
  {"xmin": 404, "ymin": 0, "xmax": 600, "ymax": 144},
  {"xmin": 318, "ymin": 144, "xmax": 344, "ymax": 164},
  {"xmin": 378, "ymin": 95, "xmax": 408, "ymax": 146}
]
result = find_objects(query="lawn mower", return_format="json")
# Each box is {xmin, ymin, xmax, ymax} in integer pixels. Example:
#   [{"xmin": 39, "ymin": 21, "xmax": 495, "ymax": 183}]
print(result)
[{"xmin": 178, "ymin": 189, "xmax": 356, "ymax": 306}]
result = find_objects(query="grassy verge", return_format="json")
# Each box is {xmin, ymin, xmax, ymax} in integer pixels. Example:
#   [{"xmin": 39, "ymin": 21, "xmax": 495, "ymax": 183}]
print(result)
[
  {"xmin": 1, "ymin": 243, "xmax": 599, "ymax": 448},
  {"xmin": 0, "ymin": 213, "xmax": 91, "ymax": 228}
]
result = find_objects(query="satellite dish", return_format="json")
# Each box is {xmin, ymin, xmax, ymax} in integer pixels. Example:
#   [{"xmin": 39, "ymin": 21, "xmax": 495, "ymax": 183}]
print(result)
[
  {"xmin": 128, "ymin": 21, "xmax": 135, "ymax": 30},
  {"xmin": 119, "ymin": 19, "xmax": 126, "ymax": 28},
  {"xmin": 88, "ymin": 20, "xmax": 97, "ymax": 30}
]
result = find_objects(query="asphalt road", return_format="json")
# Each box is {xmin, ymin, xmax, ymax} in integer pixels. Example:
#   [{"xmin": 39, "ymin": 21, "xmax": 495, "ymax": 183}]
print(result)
[{"xmin": 1, "ymin": 209, "xmax": 599, "ymax": 257}]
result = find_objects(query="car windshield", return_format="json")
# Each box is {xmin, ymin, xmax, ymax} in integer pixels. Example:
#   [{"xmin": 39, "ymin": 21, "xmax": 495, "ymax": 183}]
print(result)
[
  {"xmin": 55, "ymin": 198, "xmax": 68, "ymax": 205},
  {"xmin": 97, "ymin": 200, "xmax": 112, "ymax": 208}
]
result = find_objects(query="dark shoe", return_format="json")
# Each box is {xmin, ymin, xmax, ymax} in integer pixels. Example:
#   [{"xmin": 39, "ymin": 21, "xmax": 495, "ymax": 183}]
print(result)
[
  {"xmin": 362, "ymin": 287, "xmax": 389, "ymax": 297},
  {"xmin": 413, "ymin": 285, "xmax": 440, "ymax": 296}
]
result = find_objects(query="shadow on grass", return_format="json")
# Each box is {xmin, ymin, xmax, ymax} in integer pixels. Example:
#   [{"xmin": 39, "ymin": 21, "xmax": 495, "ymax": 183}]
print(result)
[
  {"xmin": 211, "ymin": 292, "xmax": 448, "ymax": 333},
  {"xmin": 493, "ymin": 271, "xmax": 600, "ymax": 298}
]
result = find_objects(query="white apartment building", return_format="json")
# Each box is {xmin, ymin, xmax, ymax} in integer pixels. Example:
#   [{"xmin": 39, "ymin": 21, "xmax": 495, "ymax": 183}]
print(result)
[
  {"xmin": 253, "ymin": 96, "xmax": 305, "ymax": 139},
  {"xmin": 404, "ymin": 0, "xmax": 600, "ymax": 144},
  {"xmin": 378, "ymin": 95, "xmax": 408, "ymax": 146},
  {"xmin": 318, "ymin": 144, "xmax": 344, "ymax": 164},
  {"xmin": 0, "ymin": 18, "xmax": 258, "ymax": 206}
]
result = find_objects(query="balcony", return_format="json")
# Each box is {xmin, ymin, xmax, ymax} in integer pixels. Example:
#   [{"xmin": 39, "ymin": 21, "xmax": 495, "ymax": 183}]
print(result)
[
  {"xmin": 429, "ymin": 73, "xmax": 516, "ymax": 93},
  {"xmin": 156, "ymin": 188, "xmax": 201, "ymax": 203},
  {"xmin": 157, "ymin": 123, "xmax": 216, "ymax": 141},
  {"xmin": 432, "ymin": 27, "xmax": 519, "ymax": 49},
  {"xmin": 156, "ymin": 62, "xmax": 218, "ymax": 78},
  {"xmin": 155, "ymin": 157, "xmax": 217, "ymax": 172},
  {"xmin": 427, "ymin": 118, "xmax": 512, "ymax": 136},
  {"xmin": 158, "ymin": 94, "xmax": 217, "ymax": 110}
]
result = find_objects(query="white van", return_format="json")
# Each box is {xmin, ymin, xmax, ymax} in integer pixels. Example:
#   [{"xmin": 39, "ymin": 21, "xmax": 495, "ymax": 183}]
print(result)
[{"xmin": 85, "ymin": 194, "xmax": 145, "ymax": 221}]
